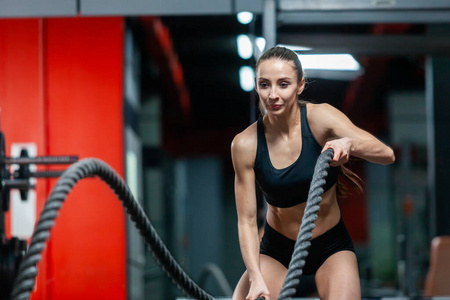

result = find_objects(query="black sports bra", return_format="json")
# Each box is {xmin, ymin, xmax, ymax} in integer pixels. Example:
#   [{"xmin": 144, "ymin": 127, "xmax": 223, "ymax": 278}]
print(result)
[{"xmin": 254, "ymin": 104, "xmax": 338, "ymax": 208}]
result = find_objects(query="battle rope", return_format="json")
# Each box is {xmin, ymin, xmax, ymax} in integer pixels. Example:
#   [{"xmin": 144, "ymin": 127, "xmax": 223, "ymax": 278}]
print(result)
[
  {"xmin": 9, "ymin": 149, "xmax": 334, "ymax": 300},
  {"xmin": 278, "ymin": 148, "xmax": 334, "ymax": 300},
  {"xmin": 9, "ymin": 158, "xmax": 214, "ymax": 300}
]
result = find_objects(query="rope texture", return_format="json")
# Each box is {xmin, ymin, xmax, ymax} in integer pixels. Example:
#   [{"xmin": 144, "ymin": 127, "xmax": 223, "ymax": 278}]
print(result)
[
  {"xmin": 10, "ymin": 149, "xmax": 334, "ymax": 300},
  {"xmin": 9, "ymin": 158, "xmax": 213, "ymax": 300},
  {"xmin": 278, "ymin": 149, "xmax": 334, "ymax": 300}
]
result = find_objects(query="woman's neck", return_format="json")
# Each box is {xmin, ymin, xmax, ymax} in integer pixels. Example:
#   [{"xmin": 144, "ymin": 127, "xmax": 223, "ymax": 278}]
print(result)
[{"xmin": 264, "ymin": 104, "xmax": 301, "ymax": 137}]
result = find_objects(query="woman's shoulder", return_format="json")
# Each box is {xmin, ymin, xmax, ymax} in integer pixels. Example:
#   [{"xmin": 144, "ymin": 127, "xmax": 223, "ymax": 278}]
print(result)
[
  {"xmin": 306, "ymin": 102, "xmax": 338, "ymax": 115},
  {"xmin": 232, "ymin": 121, "xmax": 258, "ymax": 151},
  {"xmin": 306, "ymin": 102, "xmax": 343, "ymax": 124},
  {"xmin": 231, "ymin": 121, "xmax": 258, "ymax": 163},
  {"xmin": 305, "ymin": 102, "xmax": 344, "ymax": 141}
]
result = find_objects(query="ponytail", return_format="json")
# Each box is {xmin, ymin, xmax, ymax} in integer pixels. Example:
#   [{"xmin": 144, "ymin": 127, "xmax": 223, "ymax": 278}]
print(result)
[{"xmin": 336, "ymin": 164, "xmax": 363, "ymax": 200}]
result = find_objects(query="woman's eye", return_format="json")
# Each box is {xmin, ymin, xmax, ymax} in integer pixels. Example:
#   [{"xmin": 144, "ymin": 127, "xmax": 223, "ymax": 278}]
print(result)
[
  {"xmin": 280, "ymin": 83, "xmax": 289, "ymax": 88},
  {"xmin": 259, "ymin": 82, "xmax": 268, "ymax": 88}
]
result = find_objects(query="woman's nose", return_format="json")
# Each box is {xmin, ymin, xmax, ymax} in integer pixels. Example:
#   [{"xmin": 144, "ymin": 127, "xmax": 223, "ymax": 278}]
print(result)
[{"xmin": 269, "ymin": 88, "xmax": 278, "ymax": 99}]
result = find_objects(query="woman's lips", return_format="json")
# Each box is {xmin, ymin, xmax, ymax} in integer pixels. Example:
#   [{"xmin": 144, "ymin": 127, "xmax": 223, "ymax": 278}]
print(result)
[{"xmin": 270, "ymin": 104, "xmax": 282, "ymax": 110}]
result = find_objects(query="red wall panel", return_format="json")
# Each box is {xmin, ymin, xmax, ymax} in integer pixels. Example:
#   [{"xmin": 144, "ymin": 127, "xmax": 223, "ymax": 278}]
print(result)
[
  {"xmin": 0, "ymin": 18, "xmax": 50, "ymax": 300},
  {"xmin": 45, "ymin": 17, "xmax": 126, "ymax": 300},
  {"xmin": 0, "ymin": 17, "xmax": 126, "ymax": 300}
]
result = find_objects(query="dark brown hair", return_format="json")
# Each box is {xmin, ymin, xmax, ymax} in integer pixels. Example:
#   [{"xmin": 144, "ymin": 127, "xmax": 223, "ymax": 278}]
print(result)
[
  {"xmin": 256, "ymin": 46, "xmax": 364, "ymax": 199},
  {"xmin": 255, "ymin": 46, "xmax": 304, "ymax": 83},
  {"xmin": 336, "ymin": 164, "xmax": 363, "ymax": 200}
]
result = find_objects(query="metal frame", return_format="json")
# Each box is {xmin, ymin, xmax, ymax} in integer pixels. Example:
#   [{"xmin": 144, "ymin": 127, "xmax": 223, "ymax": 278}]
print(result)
[
  {"xmin": 80, "ymin": 0, "xmax": 232, "ymax": 16},
  {"xmin": 279, "ymin": 0, "xmax": 450, "ymax": 11},
  {"xmin": 278, "ymin": 10, "xmax": 450, "ymax": 25},
  {"xmin": 278, "ymin": 34, "xmax": 450, "ymax": 55},
  {"xmin": 0, "ymin": 0, "xmax": 448, "ymax": 20},
  {"xmin": 262, "ymin": 0, "xmax": 450, "ymax": 56},
  {"xmin": 0, "ymin": 0, "xmax": 77, "ymax": 17},
  {"xmin": 263, "ymin": 0, "xmax": 277, "ymax": 49}
]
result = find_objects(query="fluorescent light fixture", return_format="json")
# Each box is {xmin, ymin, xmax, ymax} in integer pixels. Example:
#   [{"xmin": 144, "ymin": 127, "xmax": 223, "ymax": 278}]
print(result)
[
  {"xmin": 278, "ymin": 45, "xmax": 364, "ymax": 79},
  {"xmin": 239, "ymin": 66, "xmax": 255, "ymax": 92},
  {"xmin": 237, "ymin": 11, "xmax": 254, "ymax": 24},
  {"xmin": 256, "ymin": 37, "xmax": 266, "ymax": 53},
  {"xmin": 277, "ymin": 44, "xmax": 312, "ymax": 51},
  {"xmin": 237, "ymin": 34, "xmax": 253, "ymax": 59},
  {"xmin": 299, "ymin": 54, "xmax": 361, "ymax": 71}
]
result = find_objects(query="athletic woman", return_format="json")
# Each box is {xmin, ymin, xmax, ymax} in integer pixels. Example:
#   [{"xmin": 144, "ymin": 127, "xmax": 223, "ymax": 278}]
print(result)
[{"xmin": 231, "ymin": 46, "xmax": 395, "ymax": 300}]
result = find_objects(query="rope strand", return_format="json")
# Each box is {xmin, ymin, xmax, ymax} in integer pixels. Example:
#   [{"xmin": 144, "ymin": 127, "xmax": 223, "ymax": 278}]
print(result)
[
  {"xmin": 9, "ymin": 158, "xmax": 213, "ymax": 300},
  {"xmin": 278, "ymin": 149, "xmax": 334, "ymax": 300},
  {"xmin": 9, "ymin": 150, "xmax": 334, "ymax": 300}
]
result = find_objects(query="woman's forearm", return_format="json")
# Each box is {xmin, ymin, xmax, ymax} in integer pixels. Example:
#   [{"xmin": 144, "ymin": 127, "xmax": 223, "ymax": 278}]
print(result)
[
  {"xmin": 323, "ymin": 136, "xmax": 395, "ymax": 167},
  {"xmin": 348, "ymin": 137, "xmax": 395, "ymax": 165},
  {"xmin": 238, "ymin": 221, "xmax": 263, "ymax": 280}
]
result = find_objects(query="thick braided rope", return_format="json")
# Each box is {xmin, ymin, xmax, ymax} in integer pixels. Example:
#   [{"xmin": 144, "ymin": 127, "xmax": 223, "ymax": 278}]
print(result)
[
  {"xmin": 278, "ymin": 149, "xmax": 334, "ymax": 300},
  {"xmin": 9, "ymin": 158, "xmax": 214, "ymax": 300}
]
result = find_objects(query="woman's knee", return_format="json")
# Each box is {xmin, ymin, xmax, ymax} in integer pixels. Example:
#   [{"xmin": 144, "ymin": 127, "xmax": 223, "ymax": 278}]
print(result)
[
  {"xmin": 232, "ymin": 255, "xmax": 287, "ymax": 300},
  {"xmin": 259, "ymin": 255, "xmax": 288, "ymax": 298},
  {"xmin": 232, "ymin": 271, "xmax": 250, "ymax": 300},
  {"xmin": 315, "ymin": 251, "xmax": 360, "ymax": 300}
]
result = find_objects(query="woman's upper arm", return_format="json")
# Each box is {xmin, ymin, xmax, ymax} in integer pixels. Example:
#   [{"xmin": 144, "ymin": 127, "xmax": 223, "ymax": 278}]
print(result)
[
  {"xmin": 309, "ymin": 103, "xmax": 395, "ymax": 164},
  {"xmin": 310, "ymin": 103, "xmax": 377, "ymax": 141},
  {"xmin": 231, "ymin": 132, "xmax": 258, "ymax": 224}
]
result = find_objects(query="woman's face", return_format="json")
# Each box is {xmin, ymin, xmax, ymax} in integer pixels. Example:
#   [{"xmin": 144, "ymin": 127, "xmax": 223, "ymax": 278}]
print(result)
[{"xmin": 255, "ymin": 58, "xmax": 305, "ymax": 116}]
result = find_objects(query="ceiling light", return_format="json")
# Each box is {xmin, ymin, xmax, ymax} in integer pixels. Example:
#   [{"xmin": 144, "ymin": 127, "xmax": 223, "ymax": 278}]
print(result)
[
  {"xmin": 256, "ymin": 37, "xmax": 266, "ymax": 53},
  {"xmin": 237, "ymin": 34, "xmax": 253, "ymax": 60},
  {"xmin": 237, "ymin": 11, "xmax": 254, "ymax": 25},
  {"xmin": 299, "ymin": 54, "xmax": 361, "ymax": 71},
  {"xmin": 277, "ymin": 44, "xmax": 312, "ymax": 51},
  {"xmin": 239, "ymin": 66, "xmax": 255, "ymax": 92}
]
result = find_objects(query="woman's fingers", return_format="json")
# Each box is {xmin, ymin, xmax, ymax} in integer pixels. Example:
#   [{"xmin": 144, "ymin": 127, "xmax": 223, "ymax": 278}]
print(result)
[{"xmin": 323, "ymin": 144, "xmax": 349, "ymax": 167}]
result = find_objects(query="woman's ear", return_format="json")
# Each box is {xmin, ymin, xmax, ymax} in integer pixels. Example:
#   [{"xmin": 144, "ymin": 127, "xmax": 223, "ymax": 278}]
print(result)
[{"xmin": 298, "ymin": 78, "xmax": 306, "ymax": 95}]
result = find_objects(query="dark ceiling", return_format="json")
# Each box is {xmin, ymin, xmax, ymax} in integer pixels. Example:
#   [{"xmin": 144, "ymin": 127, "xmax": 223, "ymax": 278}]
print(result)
[
  {"xmin": 162, "ymin": 16, "xmax": 257, "ymax": 129},
  {"xmin": 136, "ymin": 16, "xmax": 426, "ymax": 156}
]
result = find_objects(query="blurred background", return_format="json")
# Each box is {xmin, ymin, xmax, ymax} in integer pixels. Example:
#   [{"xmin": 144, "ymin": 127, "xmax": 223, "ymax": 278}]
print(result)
[{"xmin": 1, "ymin": 1, "xmax": 450, "ymax": 299}]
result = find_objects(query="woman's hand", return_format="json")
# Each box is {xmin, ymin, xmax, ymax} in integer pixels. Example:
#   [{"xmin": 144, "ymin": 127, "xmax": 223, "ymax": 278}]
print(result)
[
  {"xmin": 246, "ymin": 275, "xmax": 270, "ymax": 300},
  {"xmin": 322, "ymin": 137, "xmax": 352, "ymax": 167}
]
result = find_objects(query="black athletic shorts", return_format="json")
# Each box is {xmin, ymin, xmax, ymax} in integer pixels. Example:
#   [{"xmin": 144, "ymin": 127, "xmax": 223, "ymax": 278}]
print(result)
[{"xmin": 259, "ymin": 217, "xmax": 355, "ymax": 275}]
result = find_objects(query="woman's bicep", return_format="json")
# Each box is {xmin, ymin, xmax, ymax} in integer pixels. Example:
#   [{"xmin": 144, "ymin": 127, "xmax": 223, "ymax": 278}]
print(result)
[
  {"xmin": 334, "ymin": 121, "xmax": 379, "ymax": 142},
  {"xmin": 234, "ymin": 167, "xmax": 258, "ymax": 224},
  {"xmin": 317, "ymin": 104, "xmax": 395, "ymax": 164},
  {"xmin": 315, "ymin": 103, "xmax": 378, "ymax": 141},
  {"xmin": 231, "ymin": 137, "xmax": 258, "ymax": 224}
]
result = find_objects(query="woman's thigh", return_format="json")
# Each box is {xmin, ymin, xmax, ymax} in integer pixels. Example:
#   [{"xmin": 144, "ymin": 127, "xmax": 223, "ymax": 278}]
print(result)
[
  {"xmin": 315, "ymin": 250, "xmax": 361, "ymax": 300},
  {"xmin": 232, "ymin": 254, "xmax": 288, "ymax": 300}
]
